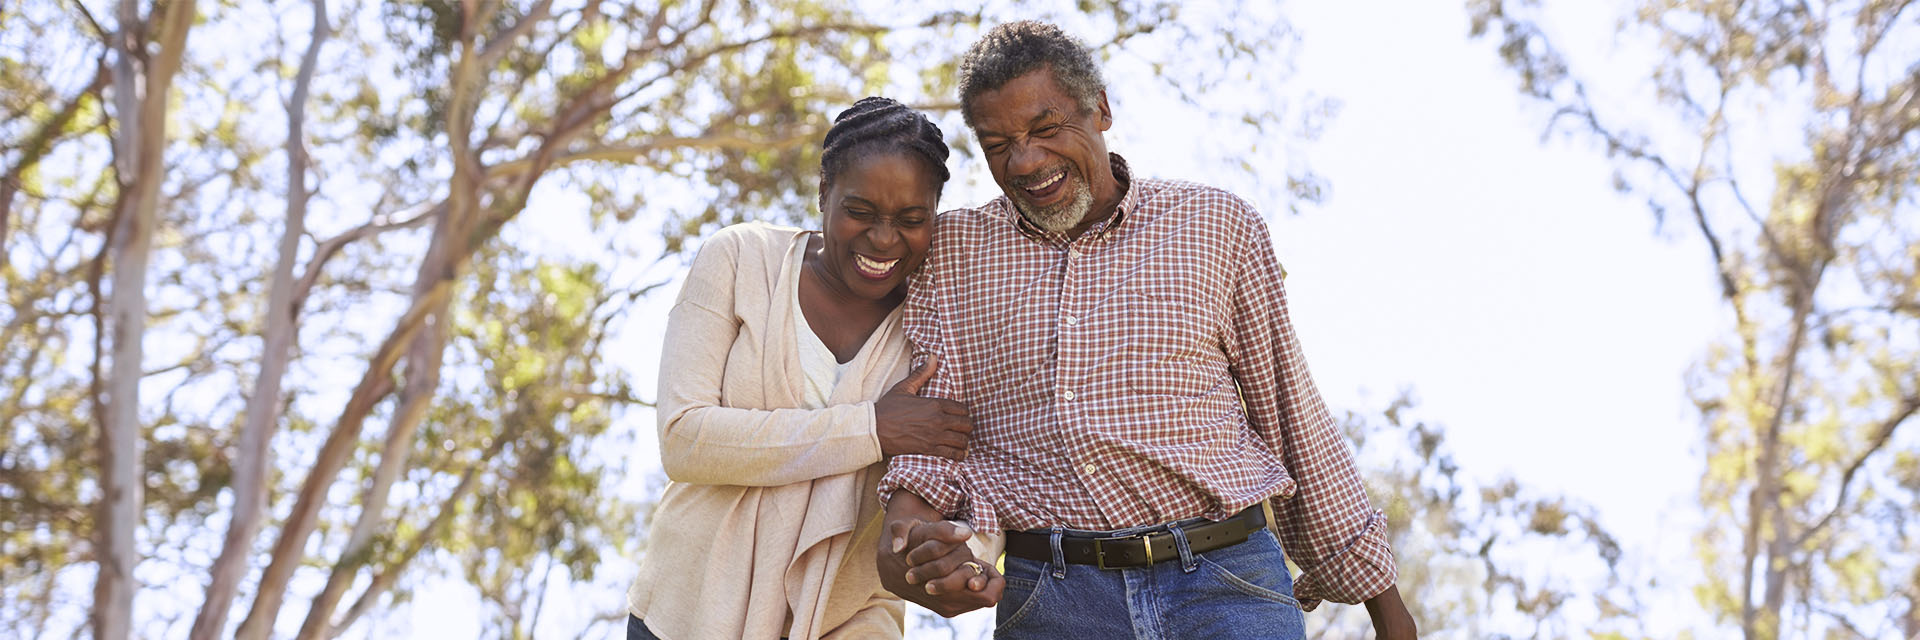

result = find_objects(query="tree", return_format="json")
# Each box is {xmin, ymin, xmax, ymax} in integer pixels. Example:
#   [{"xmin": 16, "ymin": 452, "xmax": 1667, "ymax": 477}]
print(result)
[
  {"xmin": 94, "ymin": 0, "xmax": 198, "ymax": 638},
  {"xmin": 1469, "ymin": 1, "xmax": 1920, "ymax": 637},
  {"xmin": 2, "ymin": 1, "xmax": 1318, "ymax": 638},
  {"xmin": 1311, "ymin": 394, "xmax": 1647, "ymax": 640}
]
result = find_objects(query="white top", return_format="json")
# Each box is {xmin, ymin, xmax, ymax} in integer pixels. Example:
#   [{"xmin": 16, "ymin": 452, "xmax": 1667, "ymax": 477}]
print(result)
[{"xmin": 794, "ymin": 271, "xmax": 861, "ymax": 409}]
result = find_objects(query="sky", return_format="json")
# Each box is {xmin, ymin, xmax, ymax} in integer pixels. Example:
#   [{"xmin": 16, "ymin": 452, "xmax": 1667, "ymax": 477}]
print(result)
[{"xmin": 411, "ymin": 1, "xmax": 1733, "ymax": 638}]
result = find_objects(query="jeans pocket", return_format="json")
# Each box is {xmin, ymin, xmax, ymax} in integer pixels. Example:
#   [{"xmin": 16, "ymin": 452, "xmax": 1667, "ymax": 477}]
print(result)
[
  {"xmin": 1194, "ymin": 530, "xmax": 1301, "ymax": 609},
  {"xmin": 994, "ymin": 557, "xmax": 1050, "ymax": 632}
]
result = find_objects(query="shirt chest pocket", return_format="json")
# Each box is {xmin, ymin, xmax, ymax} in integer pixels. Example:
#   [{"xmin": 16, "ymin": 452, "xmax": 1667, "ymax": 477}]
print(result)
[{"xmin": 1117, "ymin": 286, "xmax": 1230, "ymax": 398}]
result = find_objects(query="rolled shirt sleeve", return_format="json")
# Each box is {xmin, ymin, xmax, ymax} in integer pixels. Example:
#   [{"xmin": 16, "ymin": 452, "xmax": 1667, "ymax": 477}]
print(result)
[{"xmin": 1223, "ymin": 202, "xmax": 1397, "ymax": 609}]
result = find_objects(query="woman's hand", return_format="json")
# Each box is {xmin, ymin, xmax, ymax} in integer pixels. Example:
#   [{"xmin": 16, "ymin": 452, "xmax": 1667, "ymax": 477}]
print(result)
[{"xmin": 875, "ymin": 354, "xmax": 974, "ymax": 460}]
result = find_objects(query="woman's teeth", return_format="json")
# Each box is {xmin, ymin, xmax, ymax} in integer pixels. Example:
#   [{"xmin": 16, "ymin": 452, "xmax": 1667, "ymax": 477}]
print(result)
[{"xmin": 853, "ymin": 254, "xmax": 898, "ymax": 277}]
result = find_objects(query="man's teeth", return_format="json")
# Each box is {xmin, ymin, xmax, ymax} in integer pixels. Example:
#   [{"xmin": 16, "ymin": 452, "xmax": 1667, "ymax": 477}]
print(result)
[
  {"xmin": 1027, "ymin": 172, "xmax": 1064, "ymax": 192},
  {"xmin": 853, "ymin": 254, "xmax": 898, "ymax": 275}
]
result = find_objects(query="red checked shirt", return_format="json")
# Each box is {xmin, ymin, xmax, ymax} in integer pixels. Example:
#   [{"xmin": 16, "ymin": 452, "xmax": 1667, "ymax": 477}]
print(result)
[{"xmin": 878, "ymin": 155, "xmax": 1397, "ymax": 608}]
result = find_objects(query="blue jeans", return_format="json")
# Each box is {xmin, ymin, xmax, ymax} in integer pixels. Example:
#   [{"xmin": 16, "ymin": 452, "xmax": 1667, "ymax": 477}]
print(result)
[
  {"xmin": 626, "ymin": 616, "xmax": 658, "ymax": 640},
  {"xmin": 994, "ymin": 528, "xmax": 1307, "ymax": 639}
]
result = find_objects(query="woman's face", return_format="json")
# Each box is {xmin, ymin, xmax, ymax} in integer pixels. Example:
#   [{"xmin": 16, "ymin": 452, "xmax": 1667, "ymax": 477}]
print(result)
[{"xmin": 818, "ymin": 149, "xmax": 941, "ymax": 301}]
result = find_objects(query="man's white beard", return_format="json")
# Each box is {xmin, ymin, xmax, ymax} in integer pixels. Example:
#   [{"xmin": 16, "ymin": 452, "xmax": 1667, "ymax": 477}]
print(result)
[{"xmin": 1015, "ymin": 178, "xmax": 1093, "ymax": 234}]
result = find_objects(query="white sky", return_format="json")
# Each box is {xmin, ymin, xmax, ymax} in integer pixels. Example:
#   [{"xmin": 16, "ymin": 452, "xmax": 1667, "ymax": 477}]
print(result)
[{"xmin": 408, "ymin": 2, "xmax": 1733, "ymax": 638}]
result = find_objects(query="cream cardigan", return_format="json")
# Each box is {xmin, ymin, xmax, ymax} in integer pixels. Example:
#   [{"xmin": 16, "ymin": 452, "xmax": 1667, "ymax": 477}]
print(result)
[{"xmin": 628, "ymin": 222, "xmax": 911, "ymax": 640}]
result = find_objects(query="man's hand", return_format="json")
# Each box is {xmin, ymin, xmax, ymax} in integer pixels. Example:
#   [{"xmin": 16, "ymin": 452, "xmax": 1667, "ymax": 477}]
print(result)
[
  {"xmin": 874, "ymin": 354, "xmax": 974, "ymax": 460},
  {"xmin": 876, "ymin": 491, "xmax": 1002, "ymax": 617},
  {"xmin": 1363, "ymin": 585, "xmax": 1418, "ymax": 639}
]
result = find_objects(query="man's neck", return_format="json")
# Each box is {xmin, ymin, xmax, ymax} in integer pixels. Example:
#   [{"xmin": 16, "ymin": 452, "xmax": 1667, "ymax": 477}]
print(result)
[{"xmin": 1061, "ymin": 168, "xmax": 1124, "ymax": 240}]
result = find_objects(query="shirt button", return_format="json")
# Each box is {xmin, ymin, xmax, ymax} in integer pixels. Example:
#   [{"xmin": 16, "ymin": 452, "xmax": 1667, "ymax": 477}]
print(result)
[
  {"xmin": 1062, "ymin": 389, "xmax": 1076, "ymax": 400},
  {"xmin": 1082, "ymin": 463, "xmax": 1097, "ymax": 474},
  {"xmin": 1064, "ymin": 314, "xmax": 1079, "ymax": 326}
]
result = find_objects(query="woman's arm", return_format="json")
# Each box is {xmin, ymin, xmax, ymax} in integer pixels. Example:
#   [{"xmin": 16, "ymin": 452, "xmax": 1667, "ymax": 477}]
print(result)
[
  {"xmin": 654, "ymin": 229, "xmax": 882, "ymax": 487},
  {"xmin": 654, "ymin": 229, "xmax": 968, "ymax": 487}
]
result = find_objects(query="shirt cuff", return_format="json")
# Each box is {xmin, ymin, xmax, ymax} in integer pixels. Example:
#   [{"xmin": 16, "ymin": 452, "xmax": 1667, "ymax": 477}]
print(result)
[
  {"xmin": 878, "ymin": 455, "xmax": 971, "ymax": 519},
  {"xmin": 1292, "ymin": 510, "xmax": 1398, "ymax": 610}
]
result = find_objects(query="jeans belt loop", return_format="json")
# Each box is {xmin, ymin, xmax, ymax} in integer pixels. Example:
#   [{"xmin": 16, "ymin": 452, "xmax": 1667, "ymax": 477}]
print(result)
[
  {"xmin": 1169, "ymin": 523, "xmax": 1199, "ymax": 573},
  {"xmin": 1048, "ymin": 526, "xmax": 1067, "ymax": 579}
]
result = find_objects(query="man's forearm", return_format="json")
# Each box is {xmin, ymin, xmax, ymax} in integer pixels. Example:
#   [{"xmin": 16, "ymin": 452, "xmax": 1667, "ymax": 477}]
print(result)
[{"xmin": 883, "ymin": 489, "xmax": 946, "ymax": 532}]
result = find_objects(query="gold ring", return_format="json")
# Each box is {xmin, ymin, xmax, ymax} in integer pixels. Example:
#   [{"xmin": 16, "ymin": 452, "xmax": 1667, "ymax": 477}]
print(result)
[{"xmin": 963, "ymin": 560, "xmax": 985, "ymax": 576}]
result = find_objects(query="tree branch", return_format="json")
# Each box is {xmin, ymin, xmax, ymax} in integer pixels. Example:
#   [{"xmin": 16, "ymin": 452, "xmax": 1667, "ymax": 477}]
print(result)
[
  {"xmin": 1791, "ymin": 394, "xmax": 1920, "ymax": 548},
  {"xmin": 289, "ymin": 203, "xmax": 443, "ymax": 314},
  {"xmin": 187, "ymin": 0, "xmax": 328, "ymax": 636},
  {"xmin": 66, "ymin": 0, "xmax": 111, "ymax": 43},
  {"xmin": 324, "ymin": 418, "xmax": 519, "ymax": 637},
  {"xmin": 476, "ymin": 0, "xmax": 552, "ymax": 70},
  {"xmin": 1, "ymin": 57, "xmax": 108, "ymax": 270},
  {"xmin": 488, "ymin": 128, "xmax": 823, "ymax": 178}
]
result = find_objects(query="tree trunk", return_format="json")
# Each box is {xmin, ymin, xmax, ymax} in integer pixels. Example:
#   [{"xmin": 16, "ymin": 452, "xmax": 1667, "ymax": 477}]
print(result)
[
  {"xmin": 188, "ymin": 2, "xmax": 327, "ymax": 638},
  {"xmin": 292, "ymin": 231, "xmax": 453, "ymax": 640},
  {"xmin": 239, "ymin": 3, "xmax": 646, "ymax": 634},
  {"xmin": 231, "ymin": 275, "xmax": 446, "ymax": 640},
  {"xmin": 93, "ymin": 1, "xmax": 195, "ymax": 638}
]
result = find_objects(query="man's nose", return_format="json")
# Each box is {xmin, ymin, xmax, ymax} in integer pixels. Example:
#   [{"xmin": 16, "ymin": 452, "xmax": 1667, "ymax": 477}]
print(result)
[{"xmin": 1008, "ymin": 139, "xmax": 1045, "ymax": 177}]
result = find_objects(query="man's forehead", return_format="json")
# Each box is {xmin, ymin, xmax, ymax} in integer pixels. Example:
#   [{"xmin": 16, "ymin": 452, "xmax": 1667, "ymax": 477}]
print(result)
[{"xmin": 972, "ymin": 72, "xmax": 1075, "ymax": 134}]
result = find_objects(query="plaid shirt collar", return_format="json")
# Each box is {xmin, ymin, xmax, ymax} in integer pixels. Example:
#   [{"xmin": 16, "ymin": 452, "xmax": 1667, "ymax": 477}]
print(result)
[{"xmin": 1003, "ymin": 153, "xmax": 1137, "ymax": 246}]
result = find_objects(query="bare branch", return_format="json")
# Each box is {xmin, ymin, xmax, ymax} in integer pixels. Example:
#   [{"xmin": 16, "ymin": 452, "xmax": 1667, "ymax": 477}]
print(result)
[
  {"xmin": 66, "ymin": 0, "xmax": 111, "ymax": 43},
  {"xmin": 290, "ymin": 203, "xmax": 443, "ymax": 311}
]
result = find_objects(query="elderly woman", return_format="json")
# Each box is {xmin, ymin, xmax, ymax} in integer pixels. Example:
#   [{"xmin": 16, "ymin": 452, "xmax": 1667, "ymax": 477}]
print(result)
[{"xmin": 626, "ymin": 98, "xmax": 974, "ymax": 640}]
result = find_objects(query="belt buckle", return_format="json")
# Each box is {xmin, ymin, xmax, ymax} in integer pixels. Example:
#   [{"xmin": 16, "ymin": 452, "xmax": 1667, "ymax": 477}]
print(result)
[{"xmin": 1092, "ymin": 533, "xmax": 1151, "ymax": 570}]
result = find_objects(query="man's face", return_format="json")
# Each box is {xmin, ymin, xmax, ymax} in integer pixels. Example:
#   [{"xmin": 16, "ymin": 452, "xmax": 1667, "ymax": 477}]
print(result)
[{"xmin": 969, "ymin": 68, "xmax": 1113, "ymax": 234}]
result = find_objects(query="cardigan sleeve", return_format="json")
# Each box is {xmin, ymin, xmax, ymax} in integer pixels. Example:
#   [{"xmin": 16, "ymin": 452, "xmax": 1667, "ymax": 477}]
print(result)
[{"xmin": 654, "ymin": 226, "xmax": 885, "ymax": 487}]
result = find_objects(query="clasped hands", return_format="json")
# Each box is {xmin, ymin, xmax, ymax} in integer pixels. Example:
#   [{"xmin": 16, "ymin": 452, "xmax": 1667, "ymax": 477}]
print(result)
[{"xmin": 876, "ymin": 494, "xmax": 1004, "ymax": 617}]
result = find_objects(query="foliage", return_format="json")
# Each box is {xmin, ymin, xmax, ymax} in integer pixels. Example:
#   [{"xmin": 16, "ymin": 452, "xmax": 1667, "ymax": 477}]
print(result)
[
  {"xmin": 1468, "ymin": 0, "xmax": 1920, "ymax": 637},
  {"xmin": 1309, "ymin": 394, "xmax": 1648, "ymax": 640}
]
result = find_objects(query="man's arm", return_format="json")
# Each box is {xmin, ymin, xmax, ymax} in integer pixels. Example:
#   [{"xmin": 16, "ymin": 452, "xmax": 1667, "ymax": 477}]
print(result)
[
  {"xmin": 1366, "ymin": 585, "xmax": 1418, "ymax": 637},
  {"xmin": 877, "ymin": 229, "xmax": 1003, "ymax": 532},
  {"xmin": 1218, "ymin": 201, "xmax": 1413, "ymax": 636},
  {"xmin": 873, "ymin": 226, "xmax": 1007, "ymax": 616}
]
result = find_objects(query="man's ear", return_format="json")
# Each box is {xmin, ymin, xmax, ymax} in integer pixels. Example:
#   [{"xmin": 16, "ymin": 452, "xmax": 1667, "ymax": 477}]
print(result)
[{"xmin": 1096, "ymin": 90, "xmax": 1113, "ymax": 131}]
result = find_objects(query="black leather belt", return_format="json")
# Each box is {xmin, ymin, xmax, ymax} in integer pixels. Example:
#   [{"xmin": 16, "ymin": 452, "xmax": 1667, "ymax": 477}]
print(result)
[{"xmin": 1004, "ymin": 506, "xmax": 1267, "ymax": 570}]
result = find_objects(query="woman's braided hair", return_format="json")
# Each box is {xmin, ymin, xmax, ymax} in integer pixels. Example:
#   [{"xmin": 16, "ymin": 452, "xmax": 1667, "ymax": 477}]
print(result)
[{"xmin": 819, "ymin": 97, "xmax": 951, "ymax": 199}]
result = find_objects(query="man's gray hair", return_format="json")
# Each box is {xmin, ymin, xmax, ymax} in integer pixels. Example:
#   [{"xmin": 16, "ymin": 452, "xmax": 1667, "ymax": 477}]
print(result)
[{"xmin": 958, "ymin": 21, "xmax": 1107, "ymax": 130}]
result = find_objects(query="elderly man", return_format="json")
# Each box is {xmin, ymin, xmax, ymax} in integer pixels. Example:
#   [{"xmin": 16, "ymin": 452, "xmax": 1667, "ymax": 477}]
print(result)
[{"xmin": 875, "ymin": 20, "xmax": 1418, "ymax": 639}]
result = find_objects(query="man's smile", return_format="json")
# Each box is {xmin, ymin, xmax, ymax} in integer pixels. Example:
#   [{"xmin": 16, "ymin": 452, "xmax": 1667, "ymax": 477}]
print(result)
[{"xmin": 1020, "ymin": 168, "xmax": 1069, "ymax": 201}]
